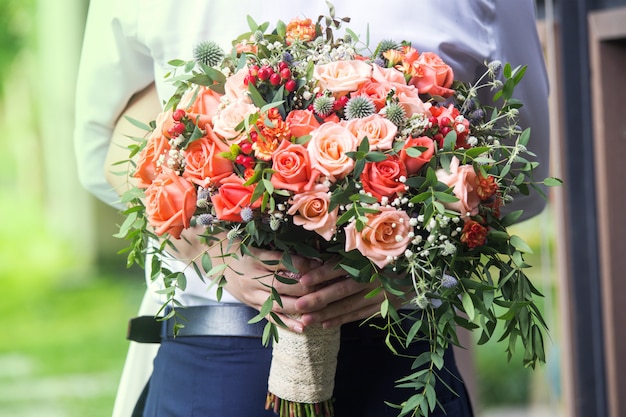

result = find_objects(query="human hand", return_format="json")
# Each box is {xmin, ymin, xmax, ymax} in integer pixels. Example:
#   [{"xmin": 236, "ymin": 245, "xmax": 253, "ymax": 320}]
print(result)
[
  {"xmin": 217, "ymin": 244, "xmax": 322, "ymax": 333},
  {"xmin": 294, "ymin": 261, "xmax": 405, "ymax": 329}
]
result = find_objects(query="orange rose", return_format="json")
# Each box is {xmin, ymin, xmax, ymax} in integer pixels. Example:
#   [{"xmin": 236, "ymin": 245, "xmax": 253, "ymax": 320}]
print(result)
[
  {"xmin": 285, "ymin": 109, "xmax": 321, "ymax": 138},
  {"xmin": 212, "ymin": 98, "xmax": 259, "ymax": 142},
  {"xmin": 460, "ymin": 220, "xmax": 488, "ymax": 248},
  {"xmin": 134, "ymin": 112, "xmax": 173, "ymax": 188},
  {"xmin": 144, "ymin": 168, "xmax": 197, "ymax": 239},
  {"xmin": 400, "ymin": 137, "xmax": 435, "ymax": 175},
  {"xmin": 210, "ymin": 173, "xmax": 262, "ymax": 222},
  {"xmin": 408, "ymin": 52, "xmax": 455, "ymax": 98},
  {"xmin": 313, "ymin": 60, "xmax": 372, "ymax": 96},
  {"xmin": 344, "ymin": 206, "xmax": 412, "ymax": 268},
  {"xmin": 307, "ymin": 122, "xmax": 358, "ymax": 181},
  {"xmin": 182, "ymin": 127, "xmax": 233, "ymax": 188},
  {"xmin": 346, "ymin": 114, "xmax": 397, "ymax": 151},
  {"xmin": 287, "ymin": 184, "xmax": 338, "ymax": 241},
  {"xmin": 435, "ymin": 156, "xmax": 481, "ymax": 217},
  {"xmin": 270, "ymin": 140, "xmax": 320, "ymax": 193},
  {"xmin": 360, "ymin": 156, "xmax": 408, "ymax": 201}
]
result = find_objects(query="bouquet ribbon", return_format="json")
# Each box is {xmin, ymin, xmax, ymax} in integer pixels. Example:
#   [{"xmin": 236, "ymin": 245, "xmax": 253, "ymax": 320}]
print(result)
[{"xmin": 266, "ymin": 318, "xmax": 340, "ymax": 417}]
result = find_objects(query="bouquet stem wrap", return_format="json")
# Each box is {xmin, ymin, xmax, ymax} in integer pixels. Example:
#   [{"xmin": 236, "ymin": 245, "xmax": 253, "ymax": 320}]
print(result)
[{"xmin": 265, "ymin": 320, "xmax": 340, "ymax": 417}]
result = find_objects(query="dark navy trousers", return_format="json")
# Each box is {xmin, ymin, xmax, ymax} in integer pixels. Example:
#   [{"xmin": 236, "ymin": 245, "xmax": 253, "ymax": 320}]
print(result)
[{"xmin": 141, "ymin": 320, "xmax": 474, "ymax": 417}]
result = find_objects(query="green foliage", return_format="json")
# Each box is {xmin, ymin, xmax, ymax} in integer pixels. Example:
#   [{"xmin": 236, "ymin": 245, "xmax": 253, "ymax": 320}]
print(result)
[{"xmin": 0, "ymin": 0, "xmax": 34, "ymax": 96}]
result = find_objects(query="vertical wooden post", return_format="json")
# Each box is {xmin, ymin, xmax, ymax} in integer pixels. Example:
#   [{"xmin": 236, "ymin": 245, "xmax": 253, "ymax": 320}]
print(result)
[{"xmin": 588, "ymin": 7, "xmax": 626, "ymax": 417}]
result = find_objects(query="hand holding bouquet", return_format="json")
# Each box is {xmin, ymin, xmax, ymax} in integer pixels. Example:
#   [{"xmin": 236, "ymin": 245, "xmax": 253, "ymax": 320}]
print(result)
[{"xmin": 116, "ymin": 4, "xmax": 560, "ymax": 416}]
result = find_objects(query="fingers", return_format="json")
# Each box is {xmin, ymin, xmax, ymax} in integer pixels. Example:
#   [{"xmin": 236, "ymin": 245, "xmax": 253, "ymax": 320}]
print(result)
[{"xmin": 294, "ymin": 277, "xmax": 364, "ymax": 312}]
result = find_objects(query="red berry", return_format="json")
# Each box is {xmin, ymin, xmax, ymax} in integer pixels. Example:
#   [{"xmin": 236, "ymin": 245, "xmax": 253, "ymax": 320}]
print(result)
[
  {"xmin": 172, "ymin": 109, "xmax": 186, "ymax": 121},
  {"xmin": 278, "ymin": 61, "xmax": 289, "ymax": 71},
  {"xmin": 235, "ymin": 154, "xmax": 246, "ymax": 165},
  {"xmin": 240, "ymin": 141, "xmax": 253, "ymax": 154},
  {"xmin": 244, "ymin": 74, "xmax": 257, "ymax": 86},
  {"xmin": 249, "ymin": 131, "xmax": 259, "ymax": 142},
  {"xmin": 440, "ymin": 117, "xmax": 451, "ymax": 127},
  {"xmin": 249, "ymin": 65, "xmax": 260, "ymax": 77},
  {"xmin": 440, "ymin": 126, "xmax": 451, "ymax": 136},
  {"xmin": 285, "ymin": 79, "xmax": 297, "ymax": 92},
  {"xmin": 280, "ymin": 68, "xmax": 291, "ymax": 79},
  {"xmin": 243, "ymin": 156, "xmax": 256, "ymax": 168},
  {"xmin": 269, "ymin": 73, "xmax": 281, "ymax": 86},
  {"xmin": 428, "ymin": 116, "xmax": 438, "ymax": 127},
  {"xmin": 168, "ymin": 122, "xmax": 185, "ymax": 136},
  {"xmin": 258, "ymin": 66, "xmax": 271, "ymax": 81}
]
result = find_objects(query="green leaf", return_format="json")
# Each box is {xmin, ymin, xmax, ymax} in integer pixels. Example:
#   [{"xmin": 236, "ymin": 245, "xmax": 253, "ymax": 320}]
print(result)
[
  {"xmin": 510, "ymin": 235, "xmax": 533, "ymax": 254},
  {"xmin": 544, "ymin": 177, "xmax": 563, "ymax": 187},
  {"xmin": 123, "ymin": 115, "xmax": 153, "ymax": 131},
  {"xmin": 462, "ymin": 292, "xmax": 475, "ymax": 321}
]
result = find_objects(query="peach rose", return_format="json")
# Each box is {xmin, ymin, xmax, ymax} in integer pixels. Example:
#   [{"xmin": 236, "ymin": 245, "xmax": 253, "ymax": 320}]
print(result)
[
  {"xmin": 307, "ymin": 122, "xmax": 358, "ymax": 181},
  {"xmin": 270, "ymin": 140, "xmax": 320, "ymax": 193},
  {"xmin": 371, "ymin": 64, "xmax": 406, "ymax": 85},
  {"xmin": 134, "ymin": 113, "xmax": 172, "ymax": 188},
  {"xmin": 400, "ymin": 137, "xmax": 436, "ymax": 175},
  {"xmin": 345, "ymin": 114, "xmax": 397, "ymax": 151},
  {"xmin": 210, "ymin": 173, "xmax": 262, "ymax": 222},
  {"xmin": 287, "ymin": 184, "xmax": 338, "ymax": 241},
  {"xmin": 182, "ymin": 86, "xmax": 222, "ymax": 129},
  {"xmin": 435, "ymin": 156, "xmax": 481, "ymax": 217},
  {"xmin": 285, "ymin": 109, "xmax": 321, "ymax": 139},
  {"xmin": 344, "ymin": 206, "xmax": 412, "ymax": 268},
  {"xmin": 212, "ymin": 98, "xmax": 259, "ymax": 142},
  {"xmin": 360, "ymin": 155, "xmax": 407, "ymax": 201},
  {"xmin": 182, "ymin": 127, "xmax": 233, "ymax": 188},
  {"xmin": 144, "ymin": 168, "xmax": 197, "ymax": 239},
  {"xmin": 408, "ymin": 52, "xmax": 455, "ymax": 98},
  {"xmin": 224, "ymin": 67, "xmax": 251, "ymax": 102},
  {"xmin": 395, "ymin": 87, "xmax": 432, "ymax": 116},
  {"xmin": 313, "ymin": 60, "xmax": 372, "ymax": 95}
]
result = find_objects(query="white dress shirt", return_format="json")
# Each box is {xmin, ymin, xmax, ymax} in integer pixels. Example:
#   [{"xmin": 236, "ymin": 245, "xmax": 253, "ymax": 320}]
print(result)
[{"xmin": 74, "ymin": 0, "xmax": 549, "ymax": 307}]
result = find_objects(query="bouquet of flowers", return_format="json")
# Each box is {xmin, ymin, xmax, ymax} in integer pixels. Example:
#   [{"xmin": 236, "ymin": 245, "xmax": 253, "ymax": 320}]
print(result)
[{"xmin": 116, "ymin": 4, "xmax": 560, "ymax": 417}]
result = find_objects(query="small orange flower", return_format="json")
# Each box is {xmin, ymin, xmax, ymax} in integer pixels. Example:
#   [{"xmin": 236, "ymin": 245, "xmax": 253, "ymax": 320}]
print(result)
[
  {"xmin": 460, "ymin": 220, "xmax": 488, "ymax": 249},
  {"xmin": 285, "ymin": 18, "xmax": 317, "ymax": 44},
  {"xmin": 476, "ymin": 174, "xmax": 499, "ymax": 201},
  {"xmin": 252, "ymin": 108, "xmax": 291, "ymax": 160}
]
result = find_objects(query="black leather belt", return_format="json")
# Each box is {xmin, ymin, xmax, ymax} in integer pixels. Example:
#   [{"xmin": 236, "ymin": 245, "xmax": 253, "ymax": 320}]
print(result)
[{"xmin": 127, "ymin": 304, "xmax": 266, "ymax": 343}]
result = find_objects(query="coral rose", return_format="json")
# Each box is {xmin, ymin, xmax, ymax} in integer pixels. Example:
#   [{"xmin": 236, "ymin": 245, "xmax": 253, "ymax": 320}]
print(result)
[
  {"xmin": 344, "ymin": 206, "xmax": 412, "ymax": 268},
  {"xmin": 435, "ymin": 157, "xmax": 481, "ymax": 217},
  {"xmin": 345, "ymin": 114, "xmax": 397, "ymax": 151},
  {"xmin": 408, "ymin": 52, "xmax": 455, "ymax": 98},
  {"xmin": 287, "ymin": 184, "xmax": 338, "ymax": 241},
  {"xmin": 134, "ymin": 112, "xmax": 172, "ymax": 188},
  {"xmin": 210, "ymin": 174, "xmax": 262, "ymax": 222},
  {"xmin": 400, "ymin": 137, "xmax": 436, "ymax": 175},
  {"xmin": 181, "ymin": 127, "xmax": 233, "ymax": 188},
  {"xmin": 354, "ymin": 80, "xmax": 390, "ymax": 112},
  {"xmin": 270, "ymin": 140, "xmax": 320, "ymax": 193},
  {"xmin": 307, "ymin": 122, "xmax": 358, "ymax": 181},
  {"xmin": 181, "ymin": 86, "xmax": 222, "ymax": 129},
  {"xmin": 285, "ymin": 109, "xmax": 321, "ymax": 139},
  {"xmin": 212, "ymin": 98, "xmax": 259, "ymax": 142},
  {"xmin": 144, "ymin": 168, "xmax": 197, "ymax": 239},
  {"xmin": 360, "ymin": 156, "xmax": 408, "ymax": 202},
  {"xmin": 313, "ymin": 60, "xmax": 372, "ymax": 96}
]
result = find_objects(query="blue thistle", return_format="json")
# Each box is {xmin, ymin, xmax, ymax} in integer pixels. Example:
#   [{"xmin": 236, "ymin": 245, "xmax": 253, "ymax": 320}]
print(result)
[
  {"xmin": 441, "ymin": 274, "xmax": 458, "ymax": 289},
  {"xmin": 313, "ymin": 95, "xmax": 335, "ymax": 117},
  {"xmin": 193, "ymin": 41, "xmax": 225, "ymax": 67},
  {"xmin": 382, "ymin": 102, "xmax": 407, "ymax": 127},
  {"xmin": 344, "ymin": 96, "xmax": 376, "ymax": 119}
]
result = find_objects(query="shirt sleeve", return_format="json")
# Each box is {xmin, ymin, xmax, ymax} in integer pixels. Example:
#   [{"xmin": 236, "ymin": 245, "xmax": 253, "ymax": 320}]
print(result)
[{"xmin": 73, "ymin": 0, "xmax": 154, "ymax": 209}]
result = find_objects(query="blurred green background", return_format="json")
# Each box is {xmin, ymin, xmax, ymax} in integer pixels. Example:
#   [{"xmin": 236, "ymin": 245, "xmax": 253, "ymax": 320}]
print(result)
[{"xmin": 0, "ymin": 1, "xmax": 562, "ymax": 416}]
